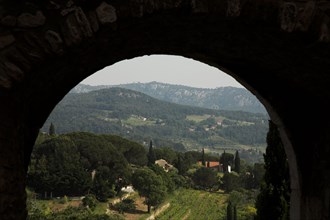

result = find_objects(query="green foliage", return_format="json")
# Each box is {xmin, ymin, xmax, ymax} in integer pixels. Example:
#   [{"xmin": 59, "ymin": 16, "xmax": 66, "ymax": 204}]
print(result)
[
  {"xmin": 101, "ymin": 134, "xmax": 147, "ymax": 166},
  {"xmin": 28, "ymin": 136, "xmax": 91, "ymax": 196},
  {"xmin": 91, "ymin": 166, "xmax": 116, "ymax": 202},
  {"xmin": 192, "ymin": 167, "xmax": 218, "ymax": 190},
  {"xmin": 177, "ymin": 151, "xmax": 203, "ymax": 174},
  {"xmin": 28, "ymin": 132, "xmax": 132, "ymax": 198},
  {"xmin": 150, "ymin": 165, "xmax": 176, "ymax": 193},
  {"xmin": 227, "ymin": 201, "xmax": 233, "ymax": 220},
  {"xmin": 49, "ymin": 123, "xmax": 56, "ymax": 136},
  {"xmin": 58, "ymin": 196, "xmax": 68, "ymax": 204},
  {"xmin": 113, "ymin": 199, "xmax": 136, "ymax": 214},
  {"xmin": 156, "ymin": 188, "xmax": 227, "ymax": 220},
  {"xmin": 227, "ymin": 189, "xmax": 258, "ymax": 220},
  {"xmin": 175, "ymin": 153, "xmax": 184, "ymax": 175},
  {"xmin": 220, "ymin": 152, "xmax": 234, "ymax": 173},
  {"xmin": 222, "ymin": 172, "xmax": 240, "ymax": 192},
  {"xmin": 255, "ymin": 121, "xmax": 290, "ymax": 220},
  {"xmin": 82, "ymin": 194, "xmax": 97, "ymax": 211},
  {"xmin": 131, "ymin": 167, "xmax": 167, "ymax": 213},
  {"xmin": 234, "ymin": 150, "xmax": 240, "ymax": 173},
  {"xmin": 154, "ymin": 147, "xmax": 177, "ymax": 164},
  {"xmin": 28, "ymin": 206, "xmax": 124, "ymax": 220},
  {"xmin": 201, "ymin": 148, "xmax": 206, "ymax": 166},
  {"xmin": 233, "ymin": 205, "xmax": 237, "ymax": 220},
  {"xmin": 147, "ymin": 140, "xmax": 156, "ymax": 167},
  {"xmin": 42, "ymin": 87, "xmax": 268, "ymax": 157}
]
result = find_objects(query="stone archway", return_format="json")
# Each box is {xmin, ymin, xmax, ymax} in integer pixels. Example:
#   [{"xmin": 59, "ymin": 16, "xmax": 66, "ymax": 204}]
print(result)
[{"xmin": 1, "ymin": 0, "xmax": 330, "ymax": 219}]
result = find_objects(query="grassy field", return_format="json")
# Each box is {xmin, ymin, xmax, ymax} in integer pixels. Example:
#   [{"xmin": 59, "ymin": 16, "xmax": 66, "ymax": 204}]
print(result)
[
  {"xmin": 186, "ymin": 114, "xmax": 211, "ymax": 122},
  {"xmin": 29, "ymin": 189, "xmax": 257, "ymax": 220},
  {"xmin": 124, "ymin": 116, "xmax": 156, "ymax": 126},
  {"xmin": 156, "ymin": 189, "xmax": 228, "ymax": 220}
]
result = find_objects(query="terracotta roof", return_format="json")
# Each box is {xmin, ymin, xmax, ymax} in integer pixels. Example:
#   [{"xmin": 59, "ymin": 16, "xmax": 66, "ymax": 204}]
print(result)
[
  {"xmin": 208, "ymin": 161, "xmax": 220, "ymax": 167},
  {"xmin": 198, "ymin": 161, "xmax": 220, "ymax": 168}
]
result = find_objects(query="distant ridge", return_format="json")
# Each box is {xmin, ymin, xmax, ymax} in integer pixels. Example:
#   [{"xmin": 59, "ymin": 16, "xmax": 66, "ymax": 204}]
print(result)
[
  {"xmin": 71, "ymin": 82, "xmax": 267, "ymax": 114},
  {"xmin": 44, "ymin": 87, "xmax": 268, "ymax": 153}
]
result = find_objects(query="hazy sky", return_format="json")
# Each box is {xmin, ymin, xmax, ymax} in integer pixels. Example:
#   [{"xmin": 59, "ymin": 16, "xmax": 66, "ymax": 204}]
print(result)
[{"xmin": 81, "ymin": 55, "xmax": 244, "ymax": 88}]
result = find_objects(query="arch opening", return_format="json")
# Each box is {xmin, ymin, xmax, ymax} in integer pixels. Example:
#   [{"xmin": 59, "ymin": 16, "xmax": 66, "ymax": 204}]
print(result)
[
  {"xmin": 2, "ymin": 2, "xmax": 329, "ymax": 218},
  {"xmin": 27, "ymin": 54, "xmax": 299, "ymax": 219}
]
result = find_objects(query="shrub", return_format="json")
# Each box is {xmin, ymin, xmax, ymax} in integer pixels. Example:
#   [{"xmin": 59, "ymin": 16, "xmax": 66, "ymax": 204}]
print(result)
[
  {"xmin": 113, "ymin": 199, "xmax": 136, "ymax": 214},
  {"xmin": 82, "ymin": 194, "xmax": 97, "ymax": 211},
  {"xmin": 59, "ymin": 195, "xmax": 69, "ymax": 204}
]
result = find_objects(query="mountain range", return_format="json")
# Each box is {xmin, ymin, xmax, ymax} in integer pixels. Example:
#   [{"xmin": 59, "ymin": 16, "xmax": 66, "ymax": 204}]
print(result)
[
  {"xmin": 43, "ymin": 87, "xmax": 268, "ymax": 154},
  {"xmin": 71, "ymin": 82, "xmax": 267, "ymax": 114}
]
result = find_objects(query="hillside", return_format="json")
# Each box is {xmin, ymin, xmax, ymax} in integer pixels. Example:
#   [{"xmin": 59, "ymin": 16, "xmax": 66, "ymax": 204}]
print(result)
[
  {"xmin": 43, "ymin": 87, "xmax": 268, "ymax": 153},
  {"xmin": 71, "ymin": 82, "xmax": 267, "ymax": 114}
]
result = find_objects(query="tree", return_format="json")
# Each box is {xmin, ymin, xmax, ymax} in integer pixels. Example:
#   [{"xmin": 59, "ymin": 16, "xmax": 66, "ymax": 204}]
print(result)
[
  {"xmin": 222, "ymin": 172, "xmax": 240, "ymax": 192},
  {"xmin": 147, "ymin": 140, "xmax": 156, "ymax": 167},
  {"xmin": 27, "ymin": 136, "xmax": 91, "ymax": 197},
  {"xmin": 192, "ymin": 167, "xmax": 218, "ymax": 190},
  {"xmin": 49, "ymin": 123, "xmax": 56, "ymax": 136},
  {"xmin": 255, "ymin": 121, "xmax": 290, "ymax": 220},
  {"xmin": 113, "ymin": 199, "xmax": 136, "ymax": 214},
  {"xmin": 227, "ymin": 201, "xmax": 233, "ymax": 220},
  {"xmin": 233, "ymin": 205, "xmax": 237, "ymax": 220},
  {"xmin": 91, "ymin": 166, "xmax": 116, "ymax": 202},
  {"xmin": 151, "ymin": 164, "xmax": 176, "ymax": 193},
  {"xmin": 132, "ymin": 168, "xmax": 167, "ymax": 213},
  {"xmin": 220, "ymin": 151, "xmax": 234, "ymax": 173},
  {"xmin": 154, "ymin": 147, "xmax": 177, "ymax": 164},
  {"xmin": 201, "ymin": 148, "xmax": 206, "ymax": 166},
  {"xmin": 234, "ymin": 150, "xmax": 240, "ymax": 173},
  {"xmin": 82, "ymin": 194, "xmax": 97, "ymax": 211},
  {"xmin": 176, "ymin": 153, "xmax": 184, "ymax": 175}
]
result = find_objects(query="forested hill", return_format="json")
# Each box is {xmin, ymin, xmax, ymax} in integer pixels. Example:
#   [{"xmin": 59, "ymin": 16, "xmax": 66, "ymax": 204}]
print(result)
[
  {"xmin": 71, "ymin": 82, "xmax": 267, "ymax": 114},
  {"xmin": 43, "ymin": 87, "xmax": 268, "ymax": 152}
]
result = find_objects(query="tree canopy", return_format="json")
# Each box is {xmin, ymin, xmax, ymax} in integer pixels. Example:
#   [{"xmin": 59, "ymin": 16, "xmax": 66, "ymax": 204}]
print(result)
[{"xmin": 131, "ymin": 167, "xmax": 167, "ymax": 213}]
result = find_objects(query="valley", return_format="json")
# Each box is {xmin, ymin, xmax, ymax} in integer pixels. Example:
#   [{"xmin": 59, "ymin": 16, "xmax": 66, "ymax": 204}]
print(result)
[{"xmin": 43, "ymin": 86, "xmax": 268, "ymax": 163}]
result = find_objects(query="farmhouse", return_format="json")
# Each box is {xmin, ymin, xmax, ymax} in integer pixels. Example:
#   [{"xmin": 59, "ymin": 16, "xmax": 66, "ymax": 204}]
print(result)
[
  {"xmin": 155, "ymin": 159, "xmax": 174, "ymax": 172},
  {"xmin": 198, "ymin": 161, "xmax": 231, "ymax": 173}
]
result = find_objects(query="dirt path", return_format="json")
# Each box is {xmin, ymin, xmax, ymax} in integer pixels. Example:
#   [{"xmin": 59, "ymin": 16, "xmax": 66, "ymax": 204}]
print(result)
[
  {"xmin": 123, "ymin": 196, "xmax": 148, "ymax": 220},
  {"xmin": 182, "ymin": 209, "xmax": 191, "ymax": 220},
  {"xmin": 146, "ymin": 202, "xmax": 170, "ymax": 220}
]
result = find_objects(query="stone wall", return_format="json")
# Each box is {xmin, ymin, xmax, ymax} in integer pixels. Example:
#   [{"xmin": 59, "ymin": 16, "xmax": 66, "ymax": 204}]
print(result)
[{"xmin": 0, "ymin": 0, "xmax": 330, "ymax": 219}]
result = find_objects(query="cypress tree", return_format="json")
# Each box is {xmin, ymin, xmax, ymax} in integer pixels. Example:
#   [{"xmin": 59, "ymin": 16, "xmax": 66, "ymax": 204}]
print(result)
[
  {"xmin": 255, "ymin": 120, "xmax": 290, "ymax": 220},
  {"xmin": 147, "ymin": 140, "xmax": 156, "ymax": 167},
  {"xmin": 201, "ymin": 148, "xmax": 206, "ymax": 166},
  {"xmin": 220, "ymin": 150, "xmax": 234, "ymax": 173},
  {"xmin": 226, "ymin": 201, "xmax": 233, "ymax": 220},
  {"xmin": 177, "ymin": 154, "xmax": 184, "ymax": 175},
  {"xmin": 234, "ymin": 150, "xmax": 240, "ymax": 173},
  {"xmin": 233, "ymin": 205, "xmax": 237, "ymax": 220},
  {"xmin": 49, "ymin": 123, "xmax": 56, "ymax": 136}
]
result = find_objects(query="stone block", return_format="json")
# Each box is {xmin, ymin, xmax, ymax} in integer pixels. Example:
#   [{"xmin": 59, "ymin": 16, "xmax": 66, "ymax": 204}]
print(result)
[
  {"xmin": 96, "ymin": 2, "xmax": 117, "ymax": 24},
  {"xmin": 45, "ymin": 30, "xmax": 64, "ymax": 54},
  {"xmin": 88, "ymin": 11, "xmax": 99, "ymax": 32},
  {"xmin": 0, "ymin": 34, "xmax": 15, "ymax": 49},
  {"xmin": 1, "ymin": 15, "xmax": 16, "ymax": 27},
  {"xmin": 61, "ymin": 7, "xmax": 93, "ymax": 46},
  {"xmin": 17, "ymin": 11, "xmax": 46, "ymax": 28}
]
